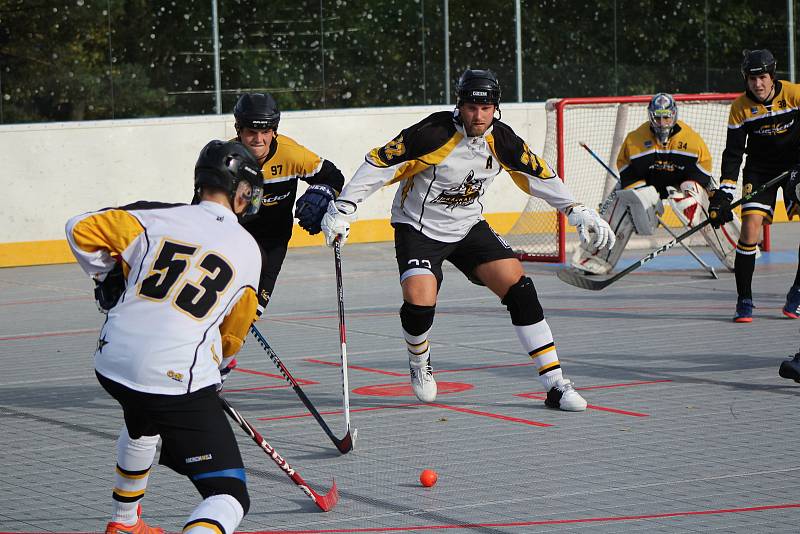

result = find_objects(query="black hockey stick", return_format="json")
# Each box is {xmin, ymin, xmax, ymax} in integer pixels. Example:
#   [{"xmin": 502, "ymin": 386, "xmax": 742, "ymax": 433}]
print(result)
[
  {"xmin": 333, "ymin": 237, "xmax": 357, "ymax": 448},
  {"xmin": 558, "ymin": 169, "xmax": 789, "ymax": 290},
  {"xmin": 218, "ymin": 394, "xmax": 339, "ymax": 512},
  {"xmin": 578, "ymin": 141, "xmax": 718, "ymax": 279},
  {"xmin": 250, "ymin": 324, "xmax": 354, "ymax": 454}
]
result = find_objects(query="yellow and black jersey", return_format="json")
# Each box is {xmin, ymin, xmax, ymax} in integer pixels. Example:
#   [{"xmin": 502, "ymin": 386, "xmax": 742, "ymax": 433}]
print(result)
[
  {"xmin": 617, "ymin": 120, "xmax": 713, "ymax": 197},
  {"xmin": 340, "ymin": 111, "xmax": 575, "ymax": 242},
  {"xmin": 66, "ymin": 201, "xmax": 262, "ymax": 395},
  {"xmin": 721, "ymin": 80, "xmax": 800, "ymax": 184},
  {"xmin": 241, "ymin": 134, "xmax": 344, "ymax": 243}
]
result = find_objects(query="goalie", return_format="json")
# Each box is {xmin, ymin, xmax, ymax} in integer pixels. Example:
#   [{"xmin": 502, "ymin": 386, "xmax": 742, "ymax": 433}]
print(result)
[{"xmin": 571, "ymin": 93, "xmax": 741, "ymax": 275}]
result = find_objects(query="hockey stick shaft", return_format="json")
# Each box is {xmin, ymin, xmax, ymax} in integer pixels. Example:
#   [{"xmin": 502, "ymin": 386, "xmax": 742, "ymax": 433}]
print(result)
[
  {"xmin": 250, "ymin": 324, "xmax": 353, "ymax": 454},
  {"xmin": 560, "ymin": 170, "xmax": 789, "ymax": 290},
  {"xmin": 218, "ymin": 394, "xmax": 339, "ymax": 512},
  {"xmin": 579, "ymin": 141, "xmax": 717, "ymax": 276},
  {"xmin": 333, "ymin": 238, "xmax": 354, "ymax": 434}
]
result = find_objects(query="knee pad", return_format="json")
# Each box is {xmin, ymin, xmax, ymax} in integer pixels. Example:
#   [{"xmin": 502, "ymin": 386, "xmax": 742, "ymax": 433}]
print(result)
[
  {"xmin": 192, "ymin": 474, "xmax": 250, "ymax": 515},
  {"xmin": 501, "ymin": 276, "xmax": 543, "ymax": 326},
  {"xmin": 400, "ymin": 301, "xmax": 436, "ymax": 336}
]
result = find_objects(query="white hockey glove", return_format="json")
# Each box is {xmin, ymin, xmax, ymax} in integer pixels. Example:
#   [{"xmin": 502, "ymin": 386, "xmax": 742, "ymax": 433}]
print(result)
[
  {"xmin": 567, "ymin": 204, "xmax": 616, "ymax": 250},
  {"xmin": 320, "ymin": 200, "xmax": 357, "ymax": 247}
]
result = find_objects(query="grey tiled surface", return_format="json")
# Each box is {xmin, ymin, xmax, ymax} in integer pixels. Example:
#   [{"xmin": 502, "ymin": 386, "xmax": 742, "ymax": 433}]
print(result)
[{"xmin": 1, "ymin": 224, "xmax": 799, "ymax": 533}]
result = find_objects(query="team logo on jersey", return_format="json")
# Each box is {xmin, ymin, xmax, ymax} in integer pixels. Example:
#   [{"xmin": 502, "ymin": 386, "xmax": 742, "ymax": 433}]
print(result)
[
  {"xmin": 743, "ymin": 183, "xmax": 753, "ymax": 195},
  {"xmin": 750, "ymin": 107, "xmax": 760, "ymax": 115},
  {"xmin": 754, "ymin": 119, "xmax": 793, "ymax": 136},
  {"xmin": 430, "ymin": 170, "xmax": 486, "ymax": 209},
  {"xmin": 644, "ymin": 140, "xmax": 653, "ymax": 148},
  {"xmin": 167, "ymin": 370, "xmax": 184, "ymax": 382},
  {"xmin": 96, "ymin": 336, "xmax": 108, "ymax": 353},
  {"xmin": 263, "ymin": 191, "xmax": 292, "ymax": 205}
]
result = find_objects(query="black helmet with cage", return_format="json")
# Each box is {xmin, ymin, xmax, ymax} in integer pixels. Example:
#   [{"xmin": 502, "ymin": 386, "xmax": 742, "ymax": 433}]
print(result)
[
  {"xmin": 741, "ymin": 49, "xmax": 776, "ymax": 79},
  {"xmin": 194, "ymin": 140, "xmax": 263, "ymax": 220},
  {"xmin": 233, "ymin": 93, "xmax": 281, "ymax": 132},
  {"xmin": 456, "ymin": 69, "xmax": 501, "ymax": 107}
]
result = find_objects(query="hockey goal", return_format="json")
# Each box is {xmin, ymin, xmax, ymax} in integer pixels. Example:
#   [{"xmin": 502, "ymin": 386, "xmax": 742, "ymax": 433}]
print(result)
[{"xmin": 503, "ymin": 93, "xmax": 767, "ymax": 263}]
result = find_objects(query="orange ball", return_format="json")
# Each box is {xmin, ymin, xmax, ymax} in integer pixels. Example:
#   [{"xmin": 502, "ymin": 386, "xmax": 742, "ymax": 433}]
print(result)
[{"xmin": 419, "ymin": 469, "xmax": 438, "ymax": 487}]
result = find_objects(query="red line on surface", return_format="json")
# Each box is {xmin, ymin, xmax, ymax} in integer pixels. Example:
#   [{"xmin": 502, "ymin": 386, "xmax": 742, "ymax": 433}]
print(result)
[
  {"xmin": 256, "ymin": 402, "xmax": 424, "ymax": 421},
  {"xmin": 241, "ymin": 501, "xmax": 800, "ymax": 533},
  {"xmin": 428, "ymin": 403, "xmax": 552, "ymax": 427},
  {"xmin": 233, "ymin": 367, "xmax": 317, "ymax": 385},
  {"xmin": 305, "ymin": 358, "xmax": 406, "ymax": 376},
  {"xmin": 6, "ymin": 502, "xmax": 800, "ymax": 533},
  {"xmin": 516, "ymin": 393, "xmax": 649, "ymax": 417},
  {"xmin": 0, "ymin": 295, "xmax": 88, "ymax": 307},
  {"xmin": 0, "ymin": 328, "xmax": 97, "ymax": 341},
  {"xmin": 575, "ymin": 379, "xmax": 673, "ymax": 390}
]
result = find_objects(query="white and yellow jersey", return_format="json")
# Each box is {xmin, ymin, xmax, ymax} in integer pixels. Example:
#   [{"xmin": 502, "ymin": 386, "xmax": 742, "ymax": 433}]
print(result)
[
  {"xmin": 66, "ymin": 201, "xmax": 261, "ymax": 395},
  {"xmin": 339, "ymin": 111, "xmax": 576, "ymax": 243}
]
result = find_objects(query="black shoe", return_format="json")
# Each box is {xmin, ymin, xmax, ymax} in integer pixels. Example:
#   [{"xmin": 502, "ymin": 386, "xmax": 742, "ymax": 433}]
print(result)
[{"xmin": 778, "ymin": 352, "xmax": 800, "ymax": 383}]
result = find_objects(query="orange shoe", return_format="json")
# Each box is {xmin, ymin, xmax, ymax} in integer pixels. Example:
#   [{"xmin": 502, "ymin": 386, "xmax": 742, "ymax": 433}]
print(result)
[{"xmin": 105, "ymin": 505, "xmax": 163, "ymax": 534}]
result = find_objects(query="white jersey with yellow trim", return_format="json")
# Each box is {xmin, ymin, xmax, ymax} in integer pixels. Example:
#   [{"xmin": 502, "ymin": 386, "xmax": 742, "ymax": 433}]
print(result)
[
  {"xmin": 66, "ymin": 201, "xmax": 261, "ymax": 395},
  {"xmin": 339, "ymin": 110, "xmax": 576, "ymax": 243}
]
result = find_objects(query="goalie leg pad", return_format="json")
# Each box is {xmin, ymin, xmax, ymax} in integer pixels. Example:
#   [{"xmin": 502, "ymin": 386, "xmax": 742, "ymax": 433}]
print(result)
[
  {"xmin": 501, "ymin": 276, "xmax": 543, "ymax": 326},
  {"xmin": 670, "ymin": 181, "xmax": 739, "ymax": 271},
  {"xmin": 400, "ymin": 301, "xmax": 436, "ymax": 337},
  {"xmin": 570, "ymin": 191, "xmax": 636, "ymax": 275},
  {"xmin": 616, "ymin": 186, "xmax": 663, "ymax": 235}
]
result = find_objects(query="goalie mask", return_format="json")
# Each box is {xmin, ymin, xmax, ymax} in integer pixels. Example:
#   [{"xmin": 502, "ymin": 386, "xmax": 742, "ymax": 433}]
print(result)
[
  {"xmin": 648, "ymin": 93, "xmax": 678, "ymax": 145},
  {"xmin": 194, "ymin": 140, "xmax": 264, "ymax": 221}
]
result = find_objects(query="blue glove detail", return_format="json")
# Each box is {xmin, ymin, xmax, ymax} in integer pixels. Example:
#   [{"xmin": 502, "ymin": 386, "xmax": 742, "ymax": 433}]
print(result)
[{"xmin": 295, "ymin": 184, "xmax": 335, "ymax": 235}]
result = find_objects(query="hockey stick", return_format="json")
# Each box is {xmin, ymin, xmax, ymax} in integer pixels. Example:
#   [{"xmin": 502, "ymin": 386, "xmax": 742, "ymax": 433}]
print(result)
[
  {"xmin": 218, "ymin": 394, "xmax": 339, "ymax": 512},
  {"xmin": 579, "ymin": 141, "xmax": 718, "ymax": 278},
  {"xmin": 558, "ymin": 169, "xmax": 789, "ymax": 290},
  {"xmin": 250, "ymin": 324, "xmax": 354, "ymax": 454},
  {"xmin": 333, "ymin": 237, "xmax": 357, "ymax": 448}
]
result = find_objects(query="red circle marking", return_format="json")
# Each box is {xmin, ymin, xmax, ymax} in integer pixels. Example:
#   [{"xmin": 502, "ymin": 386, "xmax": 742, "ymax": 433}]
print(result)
[{"xmin": 353, "ymin": 382, "xmax": 474, "ymax": 397}]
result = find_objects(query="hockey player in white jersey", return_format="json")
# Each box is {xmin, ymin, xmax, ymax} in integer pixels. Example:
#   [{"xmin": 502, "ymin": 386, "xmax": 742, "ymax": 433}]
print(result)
[
  {"xmin": 66, "ymin": 140, "xmax": 264, "ymax": 534},
  {"xmin": 321, "ymin": 69, "xmax": 614, "ymax": 412}
]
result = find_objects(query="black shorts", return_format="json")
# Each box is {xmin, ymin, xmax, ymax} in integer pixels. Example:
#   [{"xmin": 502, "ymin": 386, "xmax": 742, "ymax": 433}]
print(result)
[
  {"xmin": 741, "ymin": 169, "xmax": 786, "ymax": 222},
  {"xmin": 97, "ymin": 372, "xmax": 245, "ymax": 482},
  {"xmin": 394, "ymin": 220, "xmax": 516, "ymax": 288}
]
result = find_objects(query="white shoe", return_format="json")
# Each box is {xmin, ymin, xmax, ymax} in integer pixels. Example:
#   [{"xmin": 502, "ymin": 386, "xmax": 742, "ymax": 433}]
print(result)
[
  {"xmin": 544, "ymin": 378, "xmax": 587, "ymax": 412},
  {"xmin": 409, "ymin": 356, "xmax": 437, "ymax": 403}
]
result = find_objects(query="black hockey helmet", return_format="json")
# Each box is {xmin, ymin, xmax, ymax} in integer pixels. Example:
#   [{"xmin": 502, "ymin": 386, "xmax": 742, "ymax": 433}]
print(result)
[
  {"xmin": 647, "ymin": 93, "xmax": 678, "ymax": 145},
  {"xmin": 456, "ymin": 69, "xmax": 501, "ymax": 107},
  {"xmin": 233, "ymin": 93, "xmax": 281, "ymax": 131},
  {"xmin": 194, "ymin": 140, "xmax": 263, "ymax": 219},
  {"xmin": 741, "ymin": 49, "xmax": 776, "ymax": 79}
]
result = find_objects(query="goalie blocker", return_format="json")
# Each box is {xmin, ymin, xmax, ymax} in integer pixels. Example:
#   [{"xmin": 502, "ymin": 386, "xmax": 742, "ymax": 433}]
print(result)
[{"xmin": 571, "ymin": 181, "xmax": 741, "ymax": 274}]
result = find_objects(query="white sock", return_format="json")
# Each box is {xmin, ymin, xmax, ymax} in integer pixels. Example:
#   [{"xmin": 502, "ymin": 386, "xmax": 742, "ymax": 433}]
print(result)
[
  {"xmin": 183, "ymin": 494, "xmax": 244, "ymax": 534},
  {"xmin": 404, "ymin": 327, "xmax": 431, "ymax": 366},
  {"xmin": 512, "ymin": 319, "xmax": 564, "ymax": 391},
  {"xmin": 111, "ymin": 427, "xmax": 159, "ymax": 524}
]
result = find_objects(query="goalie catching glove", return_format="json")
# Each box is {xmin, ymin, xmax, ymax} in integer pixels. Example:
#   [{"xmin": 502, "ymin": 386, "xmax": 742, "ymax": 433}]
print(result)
[
  {"xmin": 320, "ymin": 199, "xmax": 358, "ymax": 247},
  {"xmin": 295, "ymin": 184, "xmax": 336, "ymax": 234},
  {"xmin": 566, "ymin": 204, "xmax": 616, "ymax": 250},
  {"xmin": 708, "ymin": 188, "xmax": 734, "ymax": 228}
]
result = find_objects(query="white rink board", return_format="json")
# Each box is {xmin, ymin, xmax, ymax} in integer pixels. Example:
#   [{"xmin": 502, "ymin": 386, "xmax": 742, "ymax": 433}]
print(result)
[{"xmin": 0, "ymin": 103, "xmax": 546, "ymax": 244}]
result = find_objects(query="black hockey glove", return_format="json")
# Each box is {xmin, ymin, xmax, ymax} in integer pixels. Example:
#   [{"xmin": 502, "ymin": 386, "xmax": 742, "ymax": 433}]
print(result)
[
  {"xmin": 295, "ymin": 184, "xmax": 335, "ymax": 235},
  {"xmin": 708, "ymin": 188, "xmax": 734, "ymax": 229},
  {"xmin": 94, "ymin": 262, "xmax": 125, "ymax": 313}
]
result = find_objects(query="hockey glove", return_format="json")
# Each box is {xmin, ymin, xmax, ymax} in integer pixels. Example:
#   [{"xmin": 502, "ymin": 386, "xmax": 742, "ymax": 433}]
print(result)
[
  {"xmin": 567, "ymin": 204, "xmax": 616, "ymax": 250},
  {"xmin": 94, "ymin": 262, "xmax": 125, "ymax": 314},
  {"xmin": 708, "ymin": 188, "xmax": 734, "ymax": 228},
  {"xmin": 321, "ymin": 199, "xmax": 357, "ymax": 247},
  {"xmin": 295, "ymin": 184, "xmax": 336, "ymax": 235}
]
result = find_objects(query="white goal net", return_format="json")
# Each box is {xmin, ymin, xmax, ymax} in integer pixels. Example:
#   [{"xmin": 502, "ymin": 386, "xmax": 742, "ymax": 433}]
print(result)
[{"xmin": 503, "ymin": 93, "xmax": 762, "ymax": 262}]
